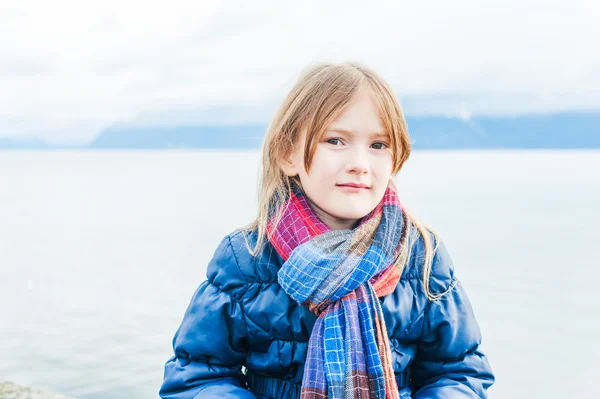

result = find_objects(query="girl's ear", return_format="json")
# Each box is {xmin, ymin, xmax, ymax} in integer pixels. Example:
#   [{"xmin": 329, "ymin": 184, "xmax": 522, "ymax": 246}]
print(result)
[
  {"xmin": 280, "ymin": 130, "xmax": 306, "ymax": 177},
  {"xmin": 280, "ymin": 149, "xmax": 300, "ymax": 177}
]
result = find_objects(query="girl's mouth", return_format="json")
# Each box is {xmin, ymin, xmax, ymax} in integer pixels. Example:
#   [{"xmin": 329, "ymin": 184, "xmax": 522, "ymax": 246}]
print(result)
[
  {"xmin": 336, "ymin": 183, "xmax": 370, "ymax": 193},
  {"xmin": 337, "ymin": 182, "xmax": 370, "ymax": 188}
]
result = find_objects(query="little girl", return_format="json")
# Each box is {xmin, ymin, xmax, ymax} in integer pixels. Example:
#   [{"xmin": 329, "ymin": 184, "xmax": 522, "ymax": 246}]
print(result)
[{"xmin": 159, "ymin": 62, "xmax": 495, "ymax": 399}]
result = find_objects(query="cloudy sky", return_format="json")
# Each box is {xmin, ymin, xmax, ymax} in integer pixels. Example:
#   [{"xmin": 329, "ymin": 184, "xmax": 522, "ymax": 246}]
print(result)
[{"xmin": 1, "ymin": 0, "xmax": 598, "ymax": 143}]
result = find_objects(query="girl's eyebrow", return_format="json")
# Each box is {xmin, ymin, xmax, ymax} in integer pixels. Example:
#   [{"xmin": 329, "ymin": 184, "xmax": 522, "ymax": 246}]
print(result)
[{"xmin": 327, "ymin": 128, "xmax": 387, "ymax": 138}]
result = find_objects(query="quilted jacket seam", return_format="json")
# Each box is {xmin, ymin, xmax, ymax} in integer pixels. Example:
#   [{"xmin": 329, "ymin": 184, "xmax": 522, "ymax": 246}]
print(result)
[{"xmin": 207, "ymin": 239, "xmax": 252, "ymax": 359}]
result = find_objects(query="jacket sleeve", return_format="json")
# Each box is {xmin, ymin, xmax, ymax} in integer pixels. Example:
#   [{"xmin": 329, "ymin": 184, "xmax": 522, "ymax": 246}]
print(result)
[
  {"xmin": 411, "ymin": 237, "xmax": 495, "ymax": 399},
  {"xmin": 159, "ymin": 236, "xmax": 257, "ymax": 399}
]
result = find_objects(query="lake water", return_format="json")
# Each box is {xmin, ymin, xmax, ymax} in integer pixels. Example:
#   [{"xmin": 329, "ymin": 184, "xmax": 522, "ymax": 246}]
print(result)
[{"xmin": 1, "ymin": 150, "xmax": 599, "ymax": 398}]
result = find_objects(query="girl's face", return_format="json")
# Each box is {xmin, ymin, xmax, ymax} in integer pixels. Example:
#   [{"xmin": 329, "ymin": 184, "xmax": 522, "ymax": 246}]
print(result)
[{"xmin": 282, "ymin": 88, "xmax": 395, "ymax": 230}]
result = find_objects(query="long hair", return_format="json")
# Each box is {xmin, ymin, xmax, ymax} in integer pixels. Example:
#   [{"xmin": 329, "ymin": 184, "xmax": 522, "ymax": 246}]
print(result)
[{"xmin": 239, "ymin": 61, "xmax": 450, "ymax": 301}]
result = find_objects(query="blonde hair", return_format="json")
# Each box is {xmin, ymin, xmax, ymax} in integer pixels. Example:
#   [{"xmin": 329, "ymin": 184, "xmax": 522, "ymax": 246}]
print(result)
[{"xmin": 239, "ymin": 62, "xmax": 449, "ymax": 301}]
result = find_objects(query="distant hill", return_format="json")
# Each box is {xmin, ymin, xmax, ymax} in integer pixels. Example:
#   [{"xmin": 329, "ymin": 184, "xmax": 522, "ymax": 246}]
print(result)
[
  {"xmin": 406, "ymin": 112, "xmax": 600, "ymax": 149},
  {"xmin": 2, "ymin": 111, "xmax": 599, "ymax": 150},
  {"xmin": 88, "ymin": 111, "xmax": 600, "ymax": 149}
]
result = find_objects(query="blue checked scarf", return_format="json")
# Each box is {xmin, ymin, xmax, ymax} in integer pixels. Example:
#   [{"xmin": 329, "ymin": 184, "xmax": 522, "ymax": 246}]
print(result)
[{"xmin": 266, "ymin": 180, "xmax": 409, "ymax": 399}]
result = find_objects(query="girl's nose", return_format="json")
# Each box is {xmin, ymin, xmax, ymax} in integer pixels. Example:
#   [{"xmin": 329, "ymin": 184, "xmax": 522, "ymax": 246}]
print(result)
[{"xmin": 346, "ymin": 149, "xmax": 369, "ymax": 174}]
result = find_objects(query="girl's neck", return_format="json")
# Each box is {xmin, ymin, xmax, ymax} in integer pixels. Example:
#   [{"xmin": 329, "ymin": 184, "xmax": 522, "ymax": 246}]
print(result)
[{"xmin": 305, "ymin": 196, "xmax": 359, "ymax": 230}]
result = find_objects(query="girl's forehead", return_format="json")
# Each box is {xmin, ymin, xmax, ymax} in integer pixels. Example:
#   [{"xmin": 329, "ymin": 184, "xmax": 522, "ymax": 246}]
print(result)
[{"xmin": 326, "ymin": 92, "xmax": 385, "ymax": 134}]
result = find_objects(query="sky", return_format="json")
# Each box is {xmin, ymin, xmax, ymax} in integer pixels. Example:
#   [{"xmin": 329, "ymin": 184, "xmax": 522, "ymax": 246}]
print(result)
[{"xmin": 1, "ymin": 0, "xmax": 598, "ymax": 143}]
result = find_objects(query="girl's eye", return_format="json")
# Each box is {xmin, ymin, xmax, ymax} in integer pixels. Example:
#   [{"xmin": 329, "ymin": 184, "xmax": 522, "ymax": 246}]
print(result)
[
  {"xmin": 326, "ymin": 138, "xmax": 343, "ymax": 146},
  {"xmin": 371, "ymin": 142, "xmax": 388, "ymax": 150}
]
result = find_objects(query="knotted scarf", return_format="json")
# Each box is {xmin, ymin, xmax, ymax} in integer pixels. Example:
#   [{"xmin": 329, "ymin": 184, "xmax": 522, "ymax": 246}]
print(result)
[{"xmin": 266, "ymin": 179, "xmax": 409, "ymax": 399}]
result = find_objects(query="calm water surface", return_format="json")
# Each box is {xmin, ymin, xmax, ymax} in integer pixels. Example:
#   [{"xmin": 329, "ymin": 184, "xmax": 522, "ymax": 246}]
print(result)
[{"xmin": 1, "ymin": 150, "xmax": 598, "ymax": 398}]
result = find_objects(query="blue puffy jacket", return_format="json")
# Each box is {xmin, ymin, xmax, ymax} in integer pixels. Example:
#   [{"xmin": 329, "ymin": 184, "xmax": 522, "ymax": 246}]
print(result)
[{"xmin": 159, "ymin": 228, "xmax": 494, "ymax": 398}]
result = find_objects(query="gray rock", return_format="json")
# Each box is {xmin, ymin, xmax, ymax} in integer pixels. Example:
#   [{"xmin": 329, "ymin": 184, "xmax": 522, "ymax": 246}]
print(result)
[{"xmin": 0, "ymin": 381, "xmax": 74, "ymax": 399}]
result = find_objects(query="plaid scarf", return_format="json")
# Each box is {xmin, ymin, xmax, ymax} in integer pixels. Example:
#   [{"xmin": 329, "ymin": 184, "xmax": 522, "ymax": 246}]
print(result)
[{"xmin": 267, "ymin": 180, "xmax": 409, "ymax": 399}]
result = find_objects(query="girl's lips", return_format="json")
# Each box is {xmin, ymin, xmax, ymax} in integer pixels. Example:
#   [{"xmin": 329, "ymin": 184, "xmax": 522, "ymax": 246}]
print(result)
[
  {"xmin": 337, "ymin": 183, "xmax": 370, "ymax": 188},
  {"xmin": 336, "ymin": 184, "xmax": 370, "ymax": 193}
]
